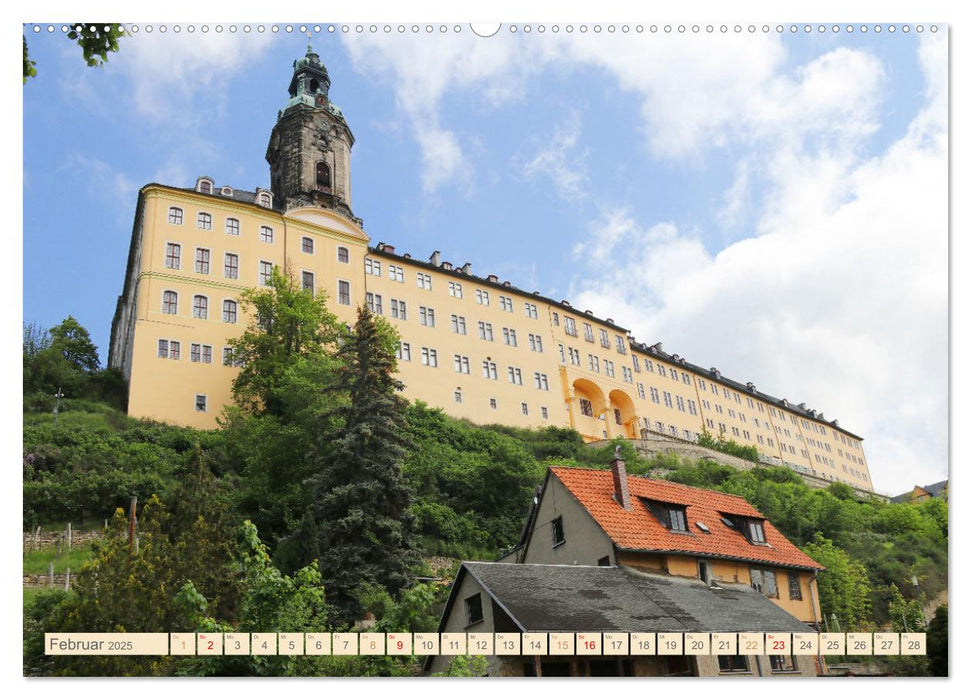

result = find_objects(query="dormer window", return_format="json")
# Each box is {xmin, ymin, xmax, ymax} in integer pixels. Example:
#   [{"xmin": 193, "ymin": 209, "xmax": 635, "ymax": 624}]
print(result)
[
  {"xmin": 642, "ymin": 499, "xmax": 688, "ymax": 533},
  {"xmin": 724, "ymin": 514, "xmax": 767, "ymax": 544},
  {"xmin": 196, "ymin": 177, "xmax": 213, "ymax": 194},
  {"xmin": 747, "ymin": 520, "xmax": 766, "ymax": 544},
  {"xmin": 257, "ymin": 191, "xmax": 272, "ymax": 208},
  {"xmin": 220, "ymin": 186, "xmax": 234, "ymax": 197}
]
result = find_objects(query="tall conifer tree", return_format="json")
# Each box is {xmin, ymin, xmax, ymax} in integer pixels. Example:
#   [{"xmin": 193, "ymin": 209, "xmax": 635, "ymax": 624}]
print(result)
[{"xmin": 310, "ymin": 305, "xmax": 416, "ymax": 621}]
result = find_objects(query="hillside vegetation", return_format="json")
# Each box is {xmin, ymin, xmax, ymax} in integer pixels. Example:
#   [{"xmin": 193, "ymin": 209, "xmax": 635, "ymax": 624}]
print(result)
[{"xmin": 23, "ymin": 304, "xmax": 946, "ymax": 677}]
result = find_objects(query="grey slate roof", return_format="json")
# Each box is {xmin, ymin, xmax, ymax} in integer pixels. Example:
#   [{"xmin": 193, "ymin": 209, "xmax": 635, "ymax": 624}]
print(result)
[
  {"xmin": 891, "ymin": 479, "xmax": 948, "ymax": 503},
  {"xmin": 459, "ymin": 562, "xmax": 813, "ymax": 633}
]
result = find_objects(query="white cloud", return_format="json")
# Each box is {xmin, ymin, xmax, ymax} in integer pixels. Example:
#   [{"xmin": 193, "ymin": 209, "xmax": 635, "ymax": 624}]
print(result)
[
  {"xmin": 112, "ymin": 30, "xmax": 274, "ymax": 125},
  {"xmin": 62, "ymin": 153, "xmax": 138, "ymax": 220},
  {"xmin": 341, "ymin": 31, "xmax": 535, "ymax": 193},
  {"xmin": 517, "ymin": 111, "xmax": 588, "ymax": 201},
  {"xmin": 336, "ymin": 29, "xmax": 945, "ymax": 492},
  {"xmin": 569, "ymin": 34, "xmax": 947, "ymax": 495},
  {"xmin": 716, "ymin": 159, "xmax": 752, "ymax": 230}
]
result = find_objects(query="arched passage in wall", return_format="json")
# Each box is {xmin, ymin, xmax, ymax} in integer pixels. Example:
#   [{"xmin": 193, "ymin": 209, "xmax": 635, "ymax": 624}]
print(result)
[
  {"xmin": 608, "ymin": 389, "xmax": 638, "ymax": 439},
  {"xmin": 572, "ymin": 378, "xmax": 608, "ymax": 440}
]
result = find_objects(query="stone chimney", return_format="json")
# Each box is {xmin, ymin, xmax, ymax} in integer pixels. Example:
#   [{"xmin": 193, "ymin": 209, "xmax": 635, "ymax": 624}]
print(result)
[
  {"xmin": 461, "ymin": 262, "xmax": 472, "ymax": 274},
  {"xmin": 611, "ymin": 450, "xmax": 632, "ymax": 511},
  {"xmin": 430, "ymin": 250, "xmax": 442, "ymax": 267}
]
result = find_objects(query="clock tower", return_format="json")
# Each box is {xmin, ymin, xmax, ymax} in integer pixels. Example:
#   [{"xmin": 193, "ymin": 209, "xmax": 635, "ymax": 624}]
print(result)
[{"xmin": 266, "ymin": 45, "xmax": 358, "ymax": 223}]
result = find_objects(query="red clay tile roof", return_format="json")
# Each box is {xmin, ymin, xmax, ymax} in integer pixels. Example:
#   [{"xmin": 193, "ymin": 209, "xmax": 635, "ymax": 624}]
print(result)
[{"xmin": 550, "ymin": 467, "xmax": 823, "ymax": 571}]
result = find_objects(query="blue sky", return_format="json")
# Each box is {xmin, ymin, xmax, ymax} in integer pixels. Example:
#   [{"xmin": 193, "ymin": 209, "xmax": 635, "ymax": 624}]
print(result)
[{"xmin": 21, "ymin": 22, "xmax": 947, "ymax": 494}]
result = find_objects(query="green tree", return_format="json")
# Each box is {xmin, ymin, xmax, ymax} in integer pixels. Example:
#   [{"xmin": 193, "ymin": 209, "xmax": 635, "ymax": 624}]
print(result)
[
  {"xmin": 24, "ymin": 24, "xmax": 125, "ymax": 84},
  {"xmin": 802, "ymin": 534, "xmax": 872, "ymax": 631},
  {"xmin": 887, "ymin": 583, "xmax": 926, "ymax": 633},
  {"xmin": 220, "ymin": 268, "xmax": 345, "ymax": 553},
  {"xmin": 229, "ymin": 266, "xmax": 342, "ymax": 416},
  {"xmin": 49, "ymin": 315, "xmax": 100, "ymax": 373},
  {"xmin": 24, "ymin": 316, "xmax": 101, "ymax": 399},
  {"xmin": 308, "ymin": 305, "xmax": 417, "ymax": 622},
  {"xmin": 926, "ymin": 604, "xmax": 947, "ymax": 676}
]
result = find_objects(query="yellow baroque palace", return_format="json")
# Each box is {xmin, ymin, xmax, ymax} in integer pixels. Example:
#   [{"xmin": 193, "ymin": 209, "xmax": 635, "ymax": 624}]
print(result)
[{"xmin": 108, "ymin": 47, "xmax": 874, "ymax": 493}]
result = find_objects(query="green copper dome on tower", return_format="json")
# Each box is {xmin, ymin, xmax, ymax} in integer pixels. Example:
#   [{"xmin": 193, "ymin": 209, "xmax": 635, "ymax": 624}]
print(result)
[{"xmin": 279, "ymin": 43, "xmax": 347, "ymax": 124}]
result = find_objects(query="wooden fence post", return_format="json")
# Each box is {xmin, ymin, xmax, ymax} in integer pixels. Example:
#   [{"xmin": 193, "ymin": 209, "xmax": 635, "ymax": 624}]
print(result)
[
  {"xmin": 66, "ymin": 522, "xmax": 72, "ymax": 549},
  {"xmin": 47, "ymin": 562, "xmax": 54, "ymax": 588},
  {"xmin": 128, "ymin": 496, "xmax": 137, "ymax": 554},
  {"xmin": 64, "ymin": 568, "xmax": 71, "ymax": 591},
  {"xmin": 34, "ymin": 525, "xmax": 41, "ymax": 549}
]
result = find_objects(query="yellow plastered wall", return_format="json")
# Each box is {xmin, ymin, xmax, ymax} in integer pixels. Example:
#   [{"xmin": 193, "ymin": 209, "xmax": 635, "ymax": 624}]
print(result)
[
  {"xmin": 122, "ymin": 188, "xmax": 368, "ymax": 426},
  {"xmin": 364, "ymin": 253, "xmax": 568, "ymax": 430},
  {"xmin": 115, "ymin": 186, "xmax": 873, "ymax": 492},
  {"xmin": 618, "ymin": 552, "xmax": 819, "ymax": 626}
]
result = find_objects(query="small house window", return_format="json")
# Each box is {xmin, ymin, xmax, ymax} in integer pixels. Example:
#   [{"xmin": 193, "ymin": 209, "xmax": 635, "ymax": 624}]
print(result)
[
  {"xmin": 302, "ymin": 237, "xmax": 314, "ymax": 254},
  {"xmin": 770, "ymin": 655, "xmax": 796, "ymax": 672},
  {"xmin": 667, "ymin": 507, "xmax": 688, "ymax": 532},
  {"xmin": 787, "ymin": 571, "xmax": 802, "ymax": 600},
  {"xmin": 195, "ymin": 394, "xmax": 207, "ymax": 412},
  {"xmin": 718, "ymin": 656, "xmax": 749, "ymax": 673},
  {"xmin": 551, "ymin": 516, "xmax": 565, "ymax": 547},
  {"xmin": 168, "ymin": 207, "xmax": 183, "ymax": 225},
  {"xmin": 465, "ymin": 593, "xmax": 483, "ymax": 626},
  {"xmin": 750, "ymin": 567, "xmax": 779, "ymax": 598},
  {"xmin": 337, "ymin": 246, "xmax": 349, "ymax": 263},
  {"xmin": 197, "ymin": 179, "xmax": 213, "ymax": 194},
  {"xmin": 259, "ymin": 192, "xmax": 271, "ymax": 208},
  {"xmin": 644, "ymin": 499, "xmax": 688, "ymax": 532},
  {"xmin": 747, "ymin": 520, "xmax": 766, "ymax": 544},
  {"xmin": 197, "ymin": 212, "xmax": 212, "ymax": 230}
]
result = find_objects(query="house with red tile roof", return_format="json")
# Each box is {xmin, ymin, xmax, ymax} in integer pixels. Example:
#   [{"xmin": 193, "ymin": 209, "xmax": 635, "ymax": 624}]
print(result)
[
  {"xmin": 504, "ymin": 458, "xmax": 825, "ymax": 628},
  {"xmin": 425, "ymin": 457, "xmax": 826, "ymax": 677}
]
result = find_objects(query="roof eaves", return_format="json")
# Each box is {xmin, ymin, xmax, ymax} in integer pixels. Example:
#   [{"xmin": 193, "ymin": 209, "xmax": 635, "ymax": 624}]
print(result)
[
  {"xmin": 614, "ymin": 546, "xmax": 823, "ymax": 572},
  {"xmin": 463, "ymin": 564, "xmax": 527, "ymax": 633}
]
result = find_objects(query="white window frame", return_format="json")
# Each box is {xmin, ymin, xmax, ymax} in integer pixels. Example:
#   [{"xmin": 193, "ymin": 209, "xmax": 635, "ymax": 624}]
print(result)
[
  {"xmin": 223, "ymin": 252, "xmax": 239, "ymax": 279},
  {"xmin": 192, "ymin": 294, "xmax": 209, "ymax": 320},
  {"xmin": 259, "ymin": 260, "xmax": 273, "ymax": 286},
  {"xmin": 162, "ymin": 290, "xmax": 178, "ymax": 315}
]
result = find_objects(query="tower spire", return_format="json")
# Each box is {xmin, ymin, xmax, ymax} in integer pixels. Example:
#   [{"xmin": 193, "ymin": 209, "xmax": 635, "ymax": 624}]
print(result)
[{"xmin": 265, "ymin": 48, "xmax": 358, "ymax": 223}]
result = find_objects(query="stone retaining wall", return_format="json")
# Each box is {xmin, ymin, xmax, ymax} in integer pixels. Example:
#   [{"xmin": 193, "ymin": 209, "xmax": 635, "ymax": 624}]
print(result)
[
  {"xmin": 592, "ymin": 436, "xmax": 886, "ymax": 501},
  {"xmin": 23, "ymin": 528, "xmax": 102, "ymax": 551}
]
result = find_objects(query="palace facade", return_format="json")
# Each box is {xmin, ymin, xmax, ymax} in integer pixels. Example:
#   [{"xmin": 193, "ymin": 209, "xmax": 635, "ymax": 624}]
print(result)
[{"xmin": 108, "ymin": 47, "xmax": 874, "ymax": 493}]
